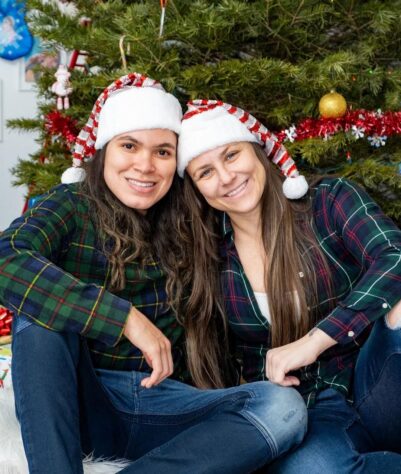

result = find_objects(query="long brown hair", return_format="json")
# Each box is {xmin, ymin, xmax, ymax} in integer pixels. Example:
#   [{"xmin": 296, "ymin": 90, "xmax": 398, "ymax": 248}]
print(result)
[
  {"xmin": 183, "ymin": 142, "xmax": 333, "ymax": 350},
  {"xmin": 80, "ymin": 147, "xmax": 231, "ymax": 388}
]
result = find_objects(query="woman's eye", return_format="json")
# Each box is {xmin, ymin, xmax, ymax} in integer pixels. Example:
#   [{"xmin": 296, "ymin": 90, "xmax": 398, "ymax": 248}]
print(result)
[
  {"xmin": 226, "ymin": 151, "xmax": 238, "ymax": 160},
  {"xmin": 123, "ymin": 143, "xmax": 135, "ymax": 150},
  {"xmin": 158, "ymin": 149, "xmax": 171, "ymax": 157},
  {"xmin": 199, "ymin": 168, "xmax": 212, "ymax": 179}
]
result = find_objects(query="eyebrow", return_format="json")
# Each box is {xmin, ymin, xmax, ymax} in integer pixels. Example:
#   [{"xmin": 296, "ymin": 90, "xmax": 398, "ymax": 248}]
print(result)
[{"xmin": 115, "ymin": 136, "xmax": 176, "ymax": 150}]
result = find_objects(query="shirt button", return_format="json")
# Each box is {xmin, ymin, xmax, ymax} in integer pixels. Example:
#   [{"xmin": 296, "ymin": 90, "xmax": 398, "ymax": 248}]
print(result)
[
  {"xmin": 348, "ymin": 331, "xmax": 355, "ymax": 338},
  {"xmin": 382, "ymin": 303, "xmax": 388, "ymax": 309}
]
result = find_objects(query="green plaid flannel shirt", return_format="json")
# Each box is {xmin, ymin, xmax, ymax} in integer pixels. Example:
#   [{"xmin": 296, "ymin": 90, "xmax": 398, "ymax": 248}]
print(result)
[
  {"xmin": 220, "ymin": 178, "xmax": 401, "ymax": 406},
  {"xmin": 0, "ymin": 184, "xmax": 188, "ymax": 379}
]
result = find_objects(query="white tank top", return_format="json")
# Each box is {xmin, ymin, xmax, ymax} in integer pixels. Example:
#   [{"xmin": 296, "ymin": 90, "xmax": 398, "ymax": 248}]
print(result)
[
  {"xmin": 253, "ymin": 292, "xmax": 271, "ymax": 324},
  {"xmin": 253, "ymin": 291, "xmax": 300, "ymax": 325}
]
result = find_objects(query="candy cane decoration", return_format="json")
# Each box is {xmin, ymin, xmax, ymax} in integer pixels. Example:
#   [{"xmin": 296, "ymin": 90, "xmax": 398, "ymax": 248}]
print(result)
[{"xmin": 159, "ymin": 0, "xmax": 168, "ymax": 36}]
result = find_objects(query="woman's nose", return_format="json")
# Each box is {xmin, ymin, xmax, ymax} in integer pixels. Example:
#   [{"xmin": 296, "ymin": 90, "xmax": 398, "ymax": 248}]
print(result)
[{"xmin": 133, "ymin": 151, "xmax": 156, "ymax": 174}]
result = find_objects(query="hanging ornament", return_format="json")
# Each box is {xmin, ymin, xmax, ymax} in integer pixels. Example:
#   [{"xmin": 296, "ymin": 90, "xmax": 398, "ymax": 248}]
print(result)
[
  {"xmin": 346, "ymin": 151, "xmax": 352, "ymax": 163},
  {"xmin": 78, "ymin": 16, "xmax": 91, "ymax": 27},
  {"xmin": 51, "ymin": 64, "xmax": 73, "ymax": 110},
  {"xmin": 318, "ymin": 90, "xmax": 347, "ymax": 118},
  {"xmin": 159, "ymin": 0, "xmax": 168, "ymax": 37},
  {"xmin": 367, "ymin": 134, "xmax": 387, "ymax": 148},
  {"xmin": 68, "ymin": 49, "xmax": 89, "ymax": 72},
  {"xmin": 0, "ymin": 0, "xmax": 33, "ymax": 60},
  {"xmin": 284, "ymin": 125, "xmax": 297, "ymax": 142},
  {"xmin": 351, "ymin": 125, "xmax": 365, "ymax": 139}
]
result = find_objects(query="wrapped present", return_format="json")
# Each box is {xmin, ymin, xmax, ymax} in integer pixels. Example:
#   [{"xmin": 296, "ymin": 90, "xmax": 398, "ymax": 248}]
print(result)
[
  {"xmin": 0, "ymin": 307, "xmax": 13, "ymax": 341},
  {"xmin": 0, "ymin": 344, "xmax": 12, "ymax": 389}
]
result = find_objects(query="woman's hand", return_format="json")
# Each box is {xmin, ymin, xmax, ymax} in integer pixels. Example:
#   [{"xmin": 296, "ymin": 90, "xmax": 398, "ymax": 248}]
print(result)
[
  {"xmin": 266, "ymin": 328, "xmax": 337, "ymax": 386},
  {"xmin": 387, "ymin": 299, "xmax": 401, "ymax": 328},
  {"xmin": 123, "ymin": 306, "xmax": 174, "ymax": 388}
]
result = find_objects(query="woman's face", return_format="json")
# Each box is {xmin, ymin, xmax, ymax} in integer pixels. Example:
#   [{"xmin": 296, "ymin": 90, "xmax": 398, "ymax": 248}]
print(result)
[
  {"xmin": 186, "ymin": 142, "xmax": 266, "ymax": 217},
  {"xmin": 104, "ymin": 129, "xmax": 177, "ymax": 213}
]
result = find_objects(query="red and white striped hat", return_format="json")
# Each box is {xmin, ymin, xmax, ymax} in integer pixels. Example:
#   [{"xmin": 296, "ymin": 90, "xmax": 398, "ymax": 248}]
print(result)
[
  {"xmin": 61, "ymin": 72, "xmax": 182, "ymax": 184},
  {"xmin": 178, "ymin": 100, "xmax": 308, "ymax": 199}
]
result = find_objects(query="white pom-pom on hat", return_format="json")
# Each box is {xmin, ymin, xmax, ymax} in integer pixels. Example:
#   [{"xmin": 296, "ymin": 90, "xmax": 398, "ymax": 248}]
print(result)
[
  {"xmin": 61, "ymin": 166, "xmax": 86, "ymax": 184},
  {"xmin": 62, "ymin": 72, "xmax": 182, "ymax": 184},
  {"xmin": 178, "ymin": 100, "xmax": 308, "ymax": 199},
  {"xmin": 282, "ymin": 175, "xmax": 309, "ymax": 200}
]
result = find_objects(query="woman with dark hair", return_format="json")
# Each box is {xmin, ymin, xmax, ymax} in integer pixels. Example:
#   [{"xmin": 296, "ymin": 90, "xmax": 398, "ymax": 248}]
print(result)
[
  {"xmin": 0, "ymin": 75, "xmax": 307, "ymax": 474},
  {"xmin": 179, "ymin": 99, "xmax": 401, "ymax": 473}
]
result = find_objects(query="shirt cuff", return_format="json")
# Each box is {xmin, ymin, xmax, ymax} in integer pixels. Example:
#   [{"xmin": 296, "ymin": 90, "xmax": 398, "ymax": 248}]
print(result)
[
  {"xmin": 315, "ymin": 303, "xmax": 372, "ymax": 345},
  {"xmin": 80, "ymin": 288, "xmax": 132, "ymax": 347}
]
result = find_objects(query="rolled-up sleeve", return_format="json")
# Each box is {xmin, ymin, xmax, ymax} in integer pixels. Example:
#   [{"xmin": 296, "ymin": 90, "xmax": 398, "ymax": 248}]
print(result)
[
  {"xmin": 0, "ymin": 185, "xmax": 131, "ymax": 347},
  {"xmin": 316, "ymin": 178, "xmax": 401, "ymax": 345}
]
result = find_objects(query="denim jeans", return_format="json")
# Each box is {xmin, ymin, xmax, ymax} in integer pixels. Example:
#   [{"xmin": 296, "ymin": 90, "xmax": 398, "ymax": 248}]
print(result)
[
  {"xmin": 268, "ymin": 316, "xmax": 401, "ymax": 473},
  {"xmin": 12, "ymin": 316, "xmax": 307, "ymax": 474}
]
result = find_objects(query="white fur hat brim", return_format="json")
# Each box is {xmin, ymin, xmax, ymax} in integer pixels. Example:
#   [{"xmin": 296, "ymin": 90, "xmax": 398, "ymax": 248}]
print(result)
[
  {"xmin": 177, "ymin": 107, "xmax": 258, "ymax": 177},
  {"xmin": 95, "ymin": 87, "xmax": 182, "ymax": 150}
]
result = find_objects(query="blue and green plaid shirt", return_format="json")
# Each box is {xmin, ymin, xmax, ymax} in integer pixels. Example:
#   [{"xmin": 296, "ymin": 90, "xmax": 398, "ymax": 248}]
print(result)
[
  {"xmin": 0, "ymin": 184, "xmax": 188, "ymax": 380},
  {"xmin": 220, "ymin": 178, "xmax": 401, "ymax": 406}
]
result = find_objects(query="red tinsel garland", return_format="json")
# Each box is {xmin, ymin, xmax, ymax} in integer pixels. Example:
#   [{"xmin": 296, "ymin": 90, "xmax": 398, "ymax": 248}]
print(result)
[
  {"xmin": 44, "ymin": 110, "xmax": 79, "ymax": 147},
  {"xmin": 276, "ymin": 109, "xmax": 401, "ymax": 143},
  {"xmin": 0, "ymin": 307, "xmax": 12, "ymax": 337}
]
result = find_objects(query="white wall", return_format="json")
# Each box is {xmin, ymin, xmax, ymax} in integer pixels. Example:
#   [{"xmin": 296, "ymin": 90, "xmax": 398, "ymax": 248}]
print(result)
[{"xmin": 0, "ymin": 57, "xmax": 38, "ymax": 230}]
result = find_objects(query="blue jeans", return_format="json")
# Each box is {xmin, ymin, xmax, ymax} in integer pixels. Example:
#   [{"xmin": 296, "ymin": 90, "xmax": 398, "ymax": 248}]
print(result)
[
  {"xmin": 268, "ymin": 317, "xmax": 401, "ymax": 473},
  {"xmin": 12, "ymin": 317, "xmax": 307, "ymax": 474}
]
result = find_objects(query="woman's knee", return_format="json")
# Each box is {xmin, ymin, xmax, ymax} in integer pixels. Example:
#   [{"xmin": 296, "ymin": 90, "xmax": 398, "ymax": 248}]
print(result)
[
  {"xmin": 240, "ymin": 381, "xmax": 308, "ymax": 458},
  {"xmin": 12, "ymin": 322, "xmax": 81, "ymax": 374}
]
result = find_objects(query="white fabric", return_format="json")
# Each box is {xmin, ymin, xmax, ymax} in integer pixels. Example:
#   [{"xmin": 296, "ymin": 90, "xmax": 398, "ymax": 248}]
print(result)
[
  {"xmin": 95, "ymin": 87, "xmax": 182, "ymax": 150},
  {"xmin": 253, "ymin": 291, "xmax": 301, "ymax": 324},
  {"xmin": 282, "ymin": 175, "xmax": 309, "ymax": 200},
  {"xmin": 253, "ymin": 291, "xmax": 271, "ymax": 324},
  {"xmin": 61, "ymin": 165, "xmax": 86, "ymax": 184},
  {"xmin": 0, "ymin": 385, "xmax": 130, "ymax": 474},
  {"xmin": 177, "ymin": 107, "xmax": 258, "ymax": 177}
]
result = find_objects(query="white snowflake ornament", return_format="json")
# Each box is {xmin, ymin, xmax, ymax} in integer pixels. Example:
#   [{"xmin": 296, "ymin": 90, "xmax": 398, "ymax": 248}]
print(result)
[
  {"xmin": 351, "ymin": 125, "xmax": 365, "ymax": 139},
  {"xmin": 368, "ymin": 134, "xmax": 387, "ymax": 148},
  {"xmin": 284, "ymin": 125, "xmax": 297, "ymax": 143}
]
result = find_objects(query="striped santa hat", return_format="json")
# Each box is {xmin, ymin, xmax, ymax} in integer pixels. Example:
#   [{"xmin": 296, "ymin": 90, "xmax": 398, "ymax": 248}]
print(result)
[
  {"xmin": 61, "ymin": 72, "xmax": 182, "ymax": 184},
  {"xmin": 177, "ymin": 100, "xmax": 308, "ymax": 199}
]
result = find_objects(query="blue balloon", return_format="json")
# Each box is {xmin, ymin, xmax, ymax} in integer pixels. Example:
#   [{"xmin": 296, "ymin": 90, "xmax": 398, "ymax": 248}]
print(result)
[{"xmin": 0, "ymin": 0, "xmax": 33, "ymax": 60}]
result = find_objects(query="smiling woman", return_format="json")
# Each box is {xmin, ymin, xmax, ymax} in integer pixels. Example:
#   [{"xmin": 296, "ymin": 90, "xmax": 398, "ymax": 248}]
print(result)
[
  {"xmin": 179, "ymin": 99, "xmax": 401, "ymax": 473},
  {"xmin": 187, "ymin": 142, "xmax": 266, "ymax": 217},
  {"xmin": 0, "ymin": 74, "xmax": 307, "ymax": 474},
  {"xmin": 103, "ymin": 130, "xmax": 177, "ymax": 212}
]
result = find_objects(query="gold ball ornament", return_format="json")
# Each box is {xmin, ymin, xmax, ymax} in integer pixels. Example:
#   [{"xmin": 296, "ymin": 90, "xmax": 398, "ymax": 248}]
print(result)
[{"xmin": 318, "ymin": 90, "xmax": 347, "ymax": 118}]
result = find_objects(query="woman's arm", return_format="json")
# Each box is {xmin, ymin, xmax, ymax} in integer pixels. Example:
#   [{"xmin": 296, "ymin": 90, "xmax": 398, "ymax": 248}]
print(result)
[
  {"xmin": 315, "ymin": 178, "xmax": 401, "ymax": 344},
  {"xmin": 266, "ymin": 178, "xmax": 401, "ymax": 385},
  {"xmin": 0, "ymin": 185, "xmax": 173, "ymax": 385},
  {"xmin": 0, "ymin": 184, "xmax": 131, "ymax": 347}
]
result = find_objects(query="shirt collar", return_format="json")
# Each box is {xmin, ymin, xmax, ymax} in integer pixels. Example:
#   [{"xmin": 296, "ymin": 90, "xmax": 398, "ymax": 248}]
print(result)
[{"xmin": 219, "ymin": 212, "xmax": 235, "ymax": 254}]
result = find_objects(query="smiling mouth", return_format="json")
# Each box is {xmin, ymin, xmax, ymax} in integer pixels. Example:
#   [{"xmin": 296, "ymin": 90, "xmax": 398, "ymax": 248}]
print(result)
[
  {"xmin": 126, "ymin": 178, "xmax": 156, "ymax": 189},
  {"xmin": 224, "ymin": 180, "xmax": 248, "ymax": 197}
]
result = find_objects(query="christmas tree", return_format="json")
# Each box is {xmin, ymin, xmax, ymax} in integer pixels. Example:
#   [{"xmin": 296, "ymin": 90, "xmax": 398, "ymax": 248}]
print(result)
[{"xmin": 8, "ymin": 0, "xmax": 401, "ymax": 224}]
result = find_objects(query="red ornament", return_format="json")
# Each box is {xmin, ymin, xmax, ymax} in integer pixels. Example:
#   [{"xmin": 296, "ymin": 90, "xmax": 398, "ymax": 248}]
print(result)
[
  {"xmin": 68, "ymin": 49, "xmax": 89, "ymax": 72},
  {"xmin": 0, "ymin": 307, "xmax": 13, "ymax": 337},
  {"xmin": 44, "ymin": 111, "xmax": 79, "ymax": 148},
  {"xmin": 277, "ymin": 109, "xmax": 401, "ymax": 143}
]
